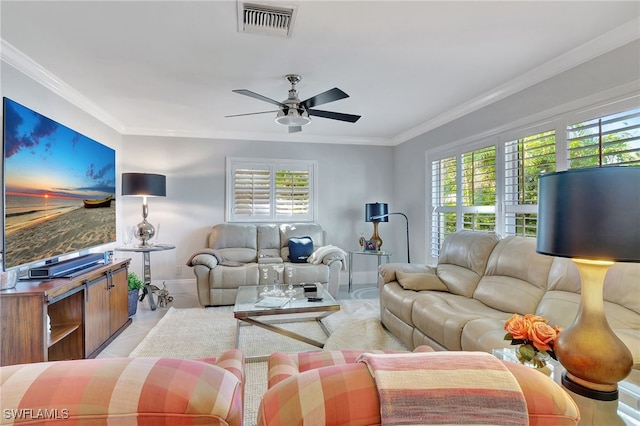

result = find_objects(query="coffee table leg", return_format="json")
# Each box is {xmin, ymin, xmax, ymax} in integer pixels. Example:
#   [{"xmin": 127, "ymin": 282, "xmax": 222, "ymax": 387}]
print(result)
[{"xmin": 238, "ymin": 317, "xmax": 327, "ymax": 348}]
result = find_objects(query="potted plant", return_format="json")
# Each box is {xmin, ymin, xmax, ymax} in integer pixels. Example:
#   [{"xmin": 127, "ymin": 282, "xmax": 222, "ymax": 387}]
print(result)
[{"xmin": 128, "ymin": 272, "xmax": 145, "ymax": 317}]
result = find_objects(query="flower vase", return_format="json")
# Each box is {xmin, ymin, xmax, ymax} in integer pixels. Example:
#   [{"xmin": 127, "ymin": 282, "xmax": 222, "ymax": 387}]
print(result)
[{"xmin": 517, "ymin": 349, "xmax": 551, "ymax": 371}]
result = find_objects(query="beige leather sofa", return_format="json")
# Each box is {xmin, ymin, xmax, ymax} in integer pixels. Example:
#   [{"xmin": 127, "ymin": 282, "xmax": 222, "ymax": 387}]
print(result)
[
  {"xmin": 188, "ymin": 223, "xmax": 346, "ymax": 306},
  {"xmin": 379, "ymin": 230, "xmax": 640, "ymax": 365}
]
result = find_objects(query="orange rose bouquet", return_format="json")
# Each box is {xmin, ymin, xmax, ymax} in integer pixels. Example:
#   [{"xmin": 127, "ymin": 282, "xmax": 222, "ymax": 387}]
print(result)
[{"xmin": 504, "ymin": 313, "xmax": 562, "ymax": 368}]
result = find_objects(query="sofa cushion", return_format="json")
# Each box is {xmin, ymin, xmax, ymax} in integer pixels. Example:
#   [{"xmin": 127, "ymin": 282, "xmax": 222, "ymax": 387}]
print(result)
[
  {"xmin": 279, "ymin": 223, "xmax": 325, "ymax": 260},
  {"xmin": 412, "ymin": 293, "xmax": 510, "ymax": 351},
  {"xmin": 473, "ymin": 236, "xmax": 551, "ymax": 315},
  {"xmin": 396, "ymin": 271, "xmax": 448, "ymax": 291},
  {"xmin": 257, "ymin": 224, "xmax": 281, "ymax": 249},
  {"xmin": 436, "ymin": 230, "xmax": 500, "ymax": 297},
  {"xmin": 209, "ymin": 223, "xmax": 257, "ymax": 250},
  {"xmin": 216, "ymin": 247, "xmax": 257, "ymax": 263},
  {"xmin": 288, "ymin": 236, "xmax": 314, "ymax": 263}
]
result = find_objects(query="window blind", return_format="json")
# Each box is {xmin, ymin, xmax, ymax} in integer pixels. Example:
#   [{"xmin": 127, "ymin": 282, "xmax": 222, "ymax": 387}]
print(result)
[
  {"xmin": 568, "ymin": 108, "xmax": 640, "ymax": 169},
  {"xmin": 504, "ymin": 130, "xmax": 556, "ymax": 237},
  {"xmin": 227, "ymin": 158, "xmax": 316, "ymax": 222}
]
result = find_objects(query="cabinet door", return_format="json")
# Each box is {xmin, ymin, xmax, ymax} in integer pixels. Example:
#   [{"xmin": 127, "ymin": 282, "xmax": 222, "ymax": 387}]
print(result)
[
  {"xmin": 85, "ymin": 276, "xmax": 110, "ymax": 356},
  {"xmin": 0, "ymin": 294, "xmax": 46, "ymax": 365},
  {"xmin": 109, "ymin": 267, "xmax": 129, "ymax": 335}
]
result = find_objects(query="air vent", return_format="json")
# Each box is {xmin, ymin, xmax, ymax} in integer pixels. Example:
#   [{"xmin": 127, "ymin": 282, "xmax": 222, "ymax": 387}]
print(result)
[{"xmin": 237, "ymin": 2, "xmax": 297, "ymax": 37}]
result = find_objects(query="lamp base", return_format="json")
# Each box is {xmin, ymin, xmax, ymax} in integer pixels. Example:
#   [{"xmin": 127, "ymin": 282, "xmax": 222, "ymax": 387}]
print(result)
[
  {"xmin": 370, "ymin": 221, "xmax": 383, "ymax": 249},
  {"xmin": 561, "ymin": 372, "xmax": 618, "ymax": 401},
  {"xmin": 134, "ymin": 219, "xmax": 155, "ymax": 246},
  {"xmin": 554, "ymin": 259, "xmax": 632, "ymax": 401}
]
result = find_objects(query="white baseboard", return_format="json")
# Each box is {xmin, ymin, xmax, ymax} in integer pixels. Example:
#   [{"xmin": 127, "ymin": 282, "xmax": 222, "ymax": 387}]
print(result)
[{"xmin": 150, "ymin": 278, "xmax": 195, "ymax": 294}]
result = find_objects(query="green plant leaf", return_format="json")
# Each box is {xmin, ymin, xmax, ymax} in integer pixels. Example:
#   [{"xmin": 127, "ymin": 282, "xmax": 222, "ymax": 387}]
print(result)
[{"xmin": 128, "ymin": 272, "xmax": 145, "ymax": 291}]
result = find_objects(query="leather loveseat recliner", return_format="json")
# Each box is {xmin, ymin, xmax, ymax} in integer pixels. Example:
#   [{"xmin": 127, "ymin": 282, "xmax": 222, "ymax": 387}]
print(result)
[{"xmin": 188, "ymin": 223, "xmax": 346, "ymax": 306}]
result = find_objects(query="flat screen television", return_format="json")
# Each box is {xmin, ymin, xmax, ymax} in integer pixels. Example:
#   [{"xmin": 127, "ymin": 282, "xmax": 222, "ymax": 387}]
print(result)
[{"xmin": 2, "ymin": 97, "xmax": 116, "ymax": 272}]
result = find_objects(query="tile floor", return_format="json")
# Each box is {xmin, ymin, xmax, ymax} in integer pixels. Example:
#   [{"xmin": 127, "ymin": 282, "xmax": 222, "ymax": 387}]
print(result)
[{"xmin": 97, "ymin": 282, "xmax": 379, "ymax": 358}]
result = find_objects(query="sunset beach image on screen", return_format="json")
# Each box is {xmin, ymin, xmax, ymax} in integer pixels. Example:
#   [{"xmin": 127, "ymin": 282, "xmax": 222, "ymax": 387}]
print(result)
[{"xmin": 3, "ymin": 98, "xmax": 116, "ymax": 269}]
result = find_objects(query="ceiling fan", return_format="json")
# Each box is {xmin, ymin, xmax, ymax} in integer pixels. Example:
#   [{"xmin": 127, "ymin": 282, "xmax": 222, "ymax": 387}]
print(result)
[{"xmin": 226, "ymin": 74, "xmax": 361, "ymax": 133}]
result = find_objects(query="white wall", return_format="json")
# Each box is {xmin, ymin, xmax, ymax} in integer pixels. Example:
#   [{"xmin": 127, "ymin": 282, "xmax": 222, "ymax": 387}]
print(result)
[{"xmin": 120, "ymin": 135, "xmax": 395, "ymax": 282}]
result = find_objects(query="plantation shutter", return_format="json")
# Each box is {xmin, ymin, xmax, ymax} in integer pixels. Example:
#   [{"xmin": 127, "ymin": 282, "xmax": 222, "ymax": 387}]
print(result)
[
  {"xmin": 504, "ymin": 130, "xmax": 556, "ymax": 237},
  {"xmin": 227, "ymin": 158, "xmax": 316, "ymax": 222},
  {"xmin": 430, "ymin": 156, "xmax": 457, "ymax": 257},
  {"xmin": 567, "ymin": 108, "xmax": 640, "ymax": 169},
  {"xmin": 232, "ymin": 167, "xmax": 271, "ymax": 219},
  {"xmin": 461, "ymin": 146, "xmax": 496, "ymax": 232},
  {"xmin": 275, "ymin": 168, "xmax": 310, "ymax": 218}
]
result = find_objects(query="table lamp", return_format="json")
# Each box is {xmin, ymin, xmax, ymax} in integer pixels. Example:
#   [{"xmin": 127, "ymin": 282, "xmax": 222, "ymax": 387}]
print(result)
[
  {"xmin": 365, "ymin": 202, "xmax": 388, "ymax": 249},
  {"xmin": 122, "ymin": 173, "xmax": 166, "ymax": 246},
  {"xmin": 536, "ymin": 166, "xmax": 639, "ymax": 401}
]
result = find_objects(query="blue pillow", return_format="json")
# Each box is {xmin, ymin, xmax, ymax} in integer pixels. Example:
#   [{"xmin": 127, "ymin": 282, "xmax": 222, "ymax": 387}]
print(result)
[{"xmin": 288, "ymin": 236, "xmax": 314, "ymax": 263}]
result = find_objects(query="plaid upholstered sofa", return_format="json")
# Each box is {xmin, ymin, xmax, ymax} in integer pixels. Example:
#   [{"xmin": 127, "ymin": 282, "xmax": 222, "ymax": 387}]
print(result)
[
  {"xmin": 0, "ymin": 350, "xmax": 244, "ymax": 425},
  {"xmin": 258, "ymin": 348, "xmax": 580, "ymax": 425},
  {"xmin": 188, "ymin": 223, "xmax": 346, "ymax": 306}
]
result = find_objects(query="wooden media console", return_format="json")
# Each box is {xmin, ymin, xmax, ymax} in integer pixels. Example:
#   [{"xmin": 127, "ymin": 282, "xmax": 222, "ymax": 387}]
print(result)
[{"xmin": 0, "ymin": 258, "xmax": 131, "ymax": 366}]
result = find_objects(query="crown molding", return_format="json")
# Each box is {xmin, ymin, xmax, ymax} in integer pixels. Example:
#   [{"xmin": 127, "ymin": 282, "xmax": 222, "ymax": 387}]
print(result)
[
  {"xmin": 392, "ymin": 16, "xmax": 640, "ymax": 146},
  {"xmin": 1, "ymin": 38, "xmax": 125, "ymax": 133},
  {"xmin": 123, "ymin": 126, "xmax": 391, "ymax": 146}
]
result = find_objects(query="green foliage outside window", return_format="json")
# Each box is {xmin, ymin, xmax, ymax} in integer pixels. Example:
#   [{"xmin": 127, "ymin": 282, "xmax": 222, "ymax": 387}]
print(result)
[{"xmin": 431, "ymin": 107, "xmax": 640, "ymax": 257}]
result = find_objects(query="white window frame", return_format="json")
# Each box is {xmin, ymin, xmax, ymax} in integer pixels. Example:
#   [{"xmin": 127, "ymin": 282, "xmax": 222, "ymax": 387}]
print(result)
[
  {"xmin": 426, "ymin": 94, "xmax": 640, "ymax": 259},
  {"xmin": 226, "ymin": 157, "xmax": 318, "ymax": 222}
]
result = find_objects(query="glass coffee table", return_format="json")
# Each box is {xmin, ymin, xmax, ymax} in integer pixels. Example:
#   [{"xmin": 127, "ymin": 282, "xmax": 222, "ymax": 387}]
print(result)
[{"xmin": 233, "ymin": 284, "xmax": 340, "ymax": 349}]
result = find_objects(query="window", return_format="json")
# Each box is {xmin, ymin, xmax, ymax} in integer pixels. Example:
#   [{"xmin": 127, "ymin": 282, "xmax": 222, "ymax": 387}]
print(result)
[
  {"xmin": 227, "ymin": 157, "xmax": 317, "ymax": 222},
  {"xmin": 461, "ymin": 146, "xmax": 496, "ymax": 232},
  {"xmin": 504, "ymin": 130, "xmax": 556, "ymax": 237},
  {"xmin": 567, "ymin": 108, "xmax": 640, "ymax": 169},
  {"xmin": 429, "ymin": 104, "xmax": 638, "ymax": 259},
  {"xmin": 431, "ymin": 155, "xmax": 457, "ymax": 257}
]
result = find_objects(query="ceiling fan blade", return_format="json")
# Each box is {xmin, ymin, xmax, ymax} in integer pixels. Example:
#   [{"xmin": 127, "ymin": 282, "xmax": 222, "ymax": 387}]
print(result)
[
  {"xmin": 308, "ymin": 109, "xmax": 361, "ymax": 123},
  {"xmin": 232, "ymin": 89, "xmax": 285, "ymax": 108},
  {"xmin": 288, "ymin": 126, "xmax": 303, "ymax": 133},
  {"xmin": 225, "ymin": 110, "xmax": 279, "ymax": 118},
  {"xmin": 300, "ymin": 88, "xmax": 349, "ymax": 109}
]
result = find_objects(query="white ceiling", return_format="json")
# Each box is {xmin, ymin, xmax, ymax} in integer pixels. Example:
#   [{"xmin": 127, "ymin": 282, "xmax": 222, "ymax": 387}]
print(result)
[{"xmin": 1, "ymin": 1, "xmax": 639, "ymax": 145}]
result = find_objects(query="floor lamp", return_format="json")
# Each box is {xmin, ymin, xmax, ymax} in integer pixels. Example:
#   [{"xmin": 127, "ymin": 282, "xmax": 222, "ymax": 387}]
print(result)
[
  {"xmin": 122, "ymin": 173, "xmax": 166, "ymax": 246},
  {"xmin": 536, "ymin": 166, "xmax": 639, "ymax": 401}
]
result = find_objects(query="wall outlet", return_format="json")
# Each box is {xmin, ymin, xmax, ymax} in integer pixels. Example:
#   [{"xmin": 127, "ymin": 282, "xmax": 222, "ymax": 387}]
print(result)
[{"xmin": 175, "ymin": 265, "xmax": 182, "ymax": 276}]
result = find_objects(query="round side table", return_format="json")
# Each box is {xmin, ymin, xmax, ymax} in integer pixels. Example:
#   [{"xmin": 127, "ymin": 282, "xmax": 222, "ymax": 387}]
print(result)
[{"xmin": 115, "ymin": 244, "xmax": 175, "ymax": 310}]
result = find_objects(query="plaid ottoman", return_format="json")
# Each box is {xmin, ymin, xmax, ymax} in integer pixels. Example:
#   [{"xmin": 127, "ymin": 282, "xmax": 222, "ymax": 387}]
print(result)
[
  {"xmin": 259, "ymin": 348, "xmax": 579, "ymax": 426},
  {"xmin": 1, "ymin": 349, "xmax": 245, "ymax": 425}
]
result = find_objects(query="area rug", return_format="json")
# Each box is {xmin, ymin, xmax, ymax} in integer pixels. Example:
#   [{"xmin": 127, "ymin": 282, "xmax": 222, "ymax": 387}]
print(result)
[{"xmin": 128, "ymin": 298, "xmax": 407, "ymax": 425}]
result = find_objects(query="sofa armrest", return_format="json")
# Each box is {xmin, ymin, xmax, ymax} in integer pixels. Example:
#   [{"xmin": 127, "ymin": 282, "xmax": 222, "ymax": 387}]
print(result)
[
  {"xmin": 307, "ymin": 245, "xmax": 347, "ymax": 268},
  {"xmin": 321, "ymin": 252, "xmax": 345, "ymax": 267},
  {"xmin": 188, "ymin": 253, "xmax": 219, "ymax": 269},
  {"xmin": 258, "ymin": 363, "xmax": 381, "ymax": 426},
  {"xmin": 378, "ymin": 263, "xmax": 435, "ymax": 284},
  {"xmin": 198, "ymin": 348, "xmax": 245, "ymax": 383}
]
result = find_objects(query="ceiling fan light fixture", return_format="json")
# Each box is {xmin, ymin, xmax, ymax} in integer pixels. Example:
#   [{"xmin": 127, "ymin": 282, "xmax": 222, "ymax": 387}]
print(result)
[{"xmin": 275, "ymin": 109, "xmax": 311, "ymax": 126}]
